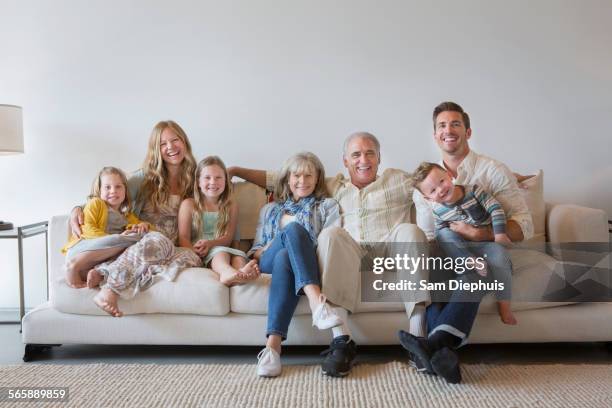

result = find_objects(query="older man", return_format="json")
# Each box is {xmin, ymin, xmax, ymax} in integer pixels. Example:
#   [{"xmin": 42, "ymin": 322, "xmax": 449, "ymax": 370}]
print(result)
[
  {"xmin": 399, "ymin": 101, "xmax": 533, "ymax": 384},
  {"xmin": 231, "ymin": 132, "xmax": 429, "ymax": 377}
]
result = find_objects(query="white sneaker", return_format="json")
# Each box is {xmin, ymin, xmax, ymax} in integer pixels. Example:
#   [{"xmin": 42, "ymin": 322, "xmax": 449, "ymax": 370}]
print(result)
[
  {"xmin": 256, "ymin": 347, "xmax": 281, "ymax": 377},
  {"xmin": 312, "ymin": 295, "xmax": 343, "ymax": 330}
]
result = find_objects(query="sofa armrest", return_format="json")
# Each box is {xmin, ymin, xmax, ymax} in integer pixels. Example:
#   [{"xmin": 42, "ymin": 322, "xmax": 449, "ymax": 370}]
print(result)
[{"xmin": 546, "ymin": 203, "xmax": 609, "ymax": 243}]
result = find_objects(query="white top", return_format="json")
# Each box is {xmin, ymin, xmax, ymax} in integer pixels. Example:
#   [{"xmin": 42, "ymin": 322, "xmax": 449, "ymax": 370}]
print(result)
[
  {"xmin": 413, "ymin": 150, "xmax": 534, "ymax": 241},
  {"xmin": 280, "ymin": 214, "xmax": 296, "ymax": 228}
]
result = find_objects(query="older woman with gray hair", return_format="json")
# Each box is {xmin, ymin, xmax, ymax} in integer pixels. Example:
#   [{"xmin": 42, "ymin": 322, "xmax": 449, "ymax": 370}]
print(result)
[{"xmin": 249, "ymin": 151, "xmax": 343, "ymax": 377}]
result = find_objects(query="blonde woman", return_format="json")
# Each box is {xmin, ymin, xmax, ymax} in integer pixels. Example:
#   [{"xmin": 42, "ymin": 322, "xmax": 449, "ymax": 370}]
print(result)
[
  {"xmin": 177, "ymin": 156, "xmax": 259, "ymax": 286},
  {"xmin": 251, "ymin": 152, "xmax": 344, "ymax": 377},
  {"xmin": 69, "ymin": 120, "xmax": 202, "ymax": 317}
]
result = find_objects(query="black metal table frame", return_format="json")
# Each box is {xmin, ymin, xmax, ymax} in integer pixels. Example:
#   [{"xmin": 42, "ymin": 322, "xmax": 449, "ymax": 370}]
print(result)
[{"xmin": 0, "ymin": 221, "xmax": 49, "ymax": 325}]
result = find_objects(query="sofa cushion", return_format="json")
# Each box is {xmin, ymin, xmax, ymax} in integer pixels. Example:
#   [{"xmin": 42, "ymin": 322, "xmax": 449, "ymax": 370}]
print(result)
[
  {"xmin": 519, "ymin": 170, "xmax": 546, "ymax": 243},
  {"xmin": 233, "ymin": 181, "xmax": 268, "ymax": 240},
  {"xmin": 51, "ymin": 267, "xmax": 230, "ymax": 316},
  {"xmin": 230, "ymin": 274, "xmax": 406, "ymax": 315},
  {"xmin": 478, "ymin": 248, "xmax": 574, "ymax": 314},
  {"xmin": 231, "ymin": 249, "xmax": 568, "ymax": 316},
  {"xmin": 230, "ymin": 274, "xmax": 310, "ymax": 315}
]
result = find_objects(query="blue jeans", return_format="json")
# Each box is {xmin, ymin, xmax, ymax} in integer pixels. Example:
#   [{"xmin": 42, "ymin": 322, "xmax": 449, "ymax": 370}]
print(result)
[
  {"xmin": 260, "ymin": 223, "xmax": 321, "ymax": 340},
  {"xmin": 435, "ymin": 227, "xmax": 513, "ymax": 301},
  {"xmin": 427, "ymin": 228, "xmax": 513, "ymax": 346}
]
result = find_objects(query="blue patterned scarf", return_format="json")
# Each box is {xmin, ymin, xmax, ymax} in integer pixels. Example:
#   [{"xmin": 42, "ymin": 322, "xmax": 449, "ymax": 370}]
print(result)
[{"xmin": 261, "ymin": 195, "xmax": 317, "ymax": 246}]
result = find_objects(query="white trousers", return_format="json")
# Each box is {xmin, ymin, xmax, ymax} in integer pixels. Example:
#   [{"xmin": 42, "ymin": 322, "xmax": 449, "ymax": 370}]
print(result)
[{"xmin": 317, "ymin": 223, "xmax": 430, "ymax": 318}]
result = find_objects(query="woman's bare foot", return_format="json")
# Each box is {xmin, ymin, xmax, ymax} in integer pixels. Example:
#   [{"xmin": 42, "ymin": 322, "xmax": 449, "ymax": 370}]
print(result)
[
  {"xmin": 87, "ymin": 269, "xmax": 103, "ymax": 288},
  {"xmin": 93, "ymin": 288, "xmax": 123, "ymax": 317},
  {"xmin": 498, "ymin": 301, "xmax": 517, "ymax": 325}
]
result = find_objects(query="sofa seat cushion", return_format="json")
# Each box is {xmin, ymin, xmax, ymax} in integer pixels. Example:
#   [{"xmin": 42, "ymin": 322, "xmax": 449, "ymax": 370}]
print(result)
[
  {"xmin": 231, "ymin": 250, "xmax": 573, "ymax": 316},
  {"xmin": 230, "ymin": 274, "xmax": 407, "ymax": 315},
  {"xmin": 478, "ymin": 248, "xmax": 574, "ymax": 314},
  {"xmin": 230, "ymin": 274, "xmax": 310, "ymax": 315},
  {"xmin": 51, "ymin": 267, "xmax": 229, "ymax": 316}
]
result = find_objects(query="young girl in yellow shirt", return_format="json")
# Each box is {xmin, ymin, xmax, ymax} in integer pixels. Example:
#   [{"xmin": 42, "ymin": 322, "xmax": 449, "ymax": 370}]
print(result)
[{"xmin": 62, "ymin": 166, "xmax": 149, "ymax": 289}]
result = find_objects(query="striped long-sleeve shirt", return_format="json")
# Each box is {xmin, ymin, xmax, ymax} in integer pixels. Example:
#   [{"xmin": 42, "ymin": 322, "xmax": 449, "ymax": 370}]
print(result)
[{"xmin": 432, "ymin": 184, "xmax": 507, "ymax": 235}]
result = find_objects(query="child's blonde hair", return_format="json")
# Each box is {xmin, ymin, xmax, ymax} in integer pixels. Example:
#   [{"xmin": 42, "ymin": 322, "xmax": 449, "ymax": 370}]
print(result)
[
  {"xmin": 274, "ymin": 152, "xmax": 327, "ymax": 202},
  {"xmin": 138, "ymin": 120, "xmax": 197, "ymax": 211},
  {"xmin": 410, "ymin": 162, "xmax": 447, "ymax": 194},
  {"xmin": 89, "ymin": 166, "xmax": 132, "ymax": 215},
  {"xmin": 192, "ymin": 156, "xmax": 233, "ymax": 240}
]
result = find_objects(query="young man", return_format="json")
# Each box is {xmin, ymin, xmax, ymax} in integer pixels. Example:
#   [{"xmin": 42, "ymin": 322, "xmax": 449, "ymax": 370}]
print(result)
[{"xmin": 400, "ymin": 102, "xmax": 533, "ymax": 384}]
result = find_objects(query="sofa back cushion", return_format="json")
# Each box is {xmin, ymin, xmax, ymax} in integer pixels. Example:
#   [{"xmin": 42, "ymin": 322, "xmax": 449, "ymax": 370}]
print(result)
[
  {"xmin": 233, "ymin": 181, "xmax": 268, "ymax": 240},
  {"xmin": 519, "ymin": 170, "xmax": 546, "ymax": 242}
]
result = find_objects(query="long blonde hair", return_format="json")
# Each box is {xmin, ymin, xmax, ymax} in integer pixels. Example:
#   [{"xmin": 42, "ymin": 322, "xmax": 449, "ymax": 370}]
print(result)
[
  {"xmin": 138, "ymin": 120, "xmax": 197, "ymax": 211},
  {"xmin": 192, "ymin": 156, "xmax": 233, "ymax": 240},
  {"xmin": 89, "ymin": 166, "xmax": 132, "ymax": 215}
]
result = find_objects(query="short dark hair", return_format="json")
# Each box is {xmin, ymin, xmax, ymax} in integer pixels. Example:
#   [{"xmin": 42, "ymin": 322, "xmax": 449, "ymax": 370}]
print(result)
[{"xmin": 432, "ymin": 101, "xmax": 470, "ymax": 130}]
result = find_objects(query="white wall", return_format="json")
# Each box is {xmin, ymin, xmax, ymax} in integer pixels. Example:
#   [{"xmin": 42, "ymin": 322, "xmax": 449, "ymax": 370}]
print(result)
[{"xmin": 1, "ymin": 0, "xmax": 611, "ymax": 309}]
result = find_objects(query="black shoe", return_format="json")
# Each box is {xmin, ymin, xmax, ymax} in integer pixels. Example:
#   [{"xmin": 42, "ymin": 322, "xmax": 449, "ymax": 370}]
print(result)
[
  {"xmin": 398, "ymin": 330, "xmax": 435, "ymax": 374},
  {"xmin": 320, "ymin": 335, "xmax": 357, "ymax": 377},
  {"xmin": 430, "ymin": 347, "xmax": 461, "ymax": 384},
  {"xmin": 406, "ymin": 351, "xmax": 436, "ymax": 375}
]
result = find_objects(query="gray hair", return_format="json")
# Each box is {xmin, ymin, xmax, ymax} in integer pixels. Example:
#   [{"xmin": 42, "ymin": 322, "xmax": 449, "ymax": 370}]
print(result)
[
  {"xmin": 342, "ymin": 131, "xmax": 381, "ymax": 158},
  {"xmin": 274, "ymin": 151, "xmax": 328, "ymax": 202}
]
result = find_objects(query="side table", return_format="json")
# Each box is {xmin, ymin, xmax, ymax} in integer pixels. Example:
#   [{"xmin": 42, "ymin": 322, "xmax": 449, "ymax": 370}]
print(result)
[{"xmin": 0, "ymin": 221, "xmax": 49, "ymax": 324}]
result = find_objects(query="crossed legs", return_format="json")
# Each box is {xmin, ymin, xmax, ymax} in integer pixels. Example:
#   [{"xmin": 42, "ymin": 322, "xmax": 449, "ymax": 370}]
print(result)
[{"xmin": 65, "ymin": 246, "xmax": 126, "ymax": 289}]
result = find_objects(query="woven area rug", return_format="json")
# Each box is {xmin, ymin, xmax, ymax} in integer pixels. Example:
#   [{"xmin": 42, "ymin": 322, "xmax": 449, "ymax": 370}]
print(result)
[{"xmin": 1, "ymin": 362, "xmax": 611, "ymax": 407}]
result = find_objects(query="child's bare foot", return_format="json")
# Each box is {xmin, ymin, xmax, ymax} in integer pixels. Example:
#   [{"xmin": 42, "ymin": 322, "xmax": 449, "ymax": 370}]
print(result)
[
  {"xmin": 220, "ymin": 261, "xmax": 260, "ymax": 286},
  {"xmin": 474, "ymin": 259, "xmax": 488, "ymax": 277},
  {"xmin": 219, "ymin": 270, "xmax": 248, "ymax": 286},
  {"xmin": 87, "ymin": 269, "xmax": 103, "ymax": 288},
  {"xmin": 93, "ymin": 288, "xmax": 123, "ymax": 317},
  {"xmin": 500, "ymin": 311, "xmax": 518, "ymax": 325},
  {"xmin": 66, "ymin": 279, "xmax": 87, "ymax": 289},
  {"xmin": 239, "ymin": 259, "xmax": 260, "ymax": 280},
  {"xmin": 65, "ymin": 264, "xmax": 86, "ymax": 288},
  {"xmin": 498, "ymin": 301, "xmax": 517, "ymax": 325}
]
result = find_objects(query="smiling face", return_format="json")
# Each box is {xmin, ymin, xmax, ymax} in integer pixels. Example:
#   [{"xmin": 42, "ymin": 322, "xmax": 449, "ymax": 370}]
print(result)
[
  {"xmin": 198, "ymin": 164, "xmax": 226, "ymax": 200},
  {"xmin": 418, "ymin": 167, "xmax": 457, "ymax": 204},
  {"xmin": 343, "ymin": 136, "xmax": 380, "ymax": 189},
  {"xmin": 160, "ymin": 127, "xmax": 186, "ymax": 167},
  {"xmin": 100, "ymin": 173, "xmax": 127, "ymax": 210},
  {"xmin": 433, "ymin": 110, "xmax": 471, "ymax": 156},
  {"xmin": 288, "ymin": 167, "xmax": 317, "ymax": 201}
]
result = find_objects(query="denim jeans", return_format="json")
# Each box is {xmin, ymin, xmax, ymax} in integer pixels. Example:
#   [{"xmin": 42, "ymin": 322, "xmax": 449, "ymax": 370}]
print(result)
[
  {"xmin": 260, "ymin": 222, "xmax": 321, "ymax": 340},
  {"xmin": 435, "ymin": 227, "xmax": 513, "ymax": 300},
  {"xmin": 426, "ymin": 228, "xmax": 513, "ymax": 346},
  {"xmin": 426, "ymin": 270, "xmax": 488, "ymax": 347}
]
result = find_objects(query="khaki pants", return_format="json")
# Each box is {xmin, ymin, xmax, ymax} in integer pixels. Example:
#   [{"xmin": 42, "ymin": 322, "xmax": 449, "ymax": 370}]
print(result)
[{"xmin": 317, "ymin": 223, "xmax": 430, "ymax": 318}]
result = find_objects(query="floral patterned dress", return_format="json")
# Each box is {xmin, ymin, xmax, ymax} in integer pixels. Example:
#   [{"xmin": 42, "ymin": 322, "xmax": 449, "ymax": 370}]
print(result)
[{"xmin": 95, "ymin": 193, "xmax": 202, "ymax": 299}]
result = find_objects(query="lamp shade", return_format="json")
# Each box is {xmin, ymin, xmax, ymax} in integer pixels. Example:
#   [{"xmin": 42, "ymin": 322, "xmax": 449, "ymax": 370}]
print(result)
[{"xmin": 0, "ymin": 104, "xmax": 24, "ymax": 155}]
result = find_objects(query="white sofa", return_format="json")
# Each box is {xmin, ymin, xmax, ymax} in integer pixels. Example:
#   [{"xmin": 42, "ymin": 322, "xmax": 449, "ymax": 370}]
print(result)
[{"xmin": 21, "ymin": 182, "xmax": 612, "ymax": 361}]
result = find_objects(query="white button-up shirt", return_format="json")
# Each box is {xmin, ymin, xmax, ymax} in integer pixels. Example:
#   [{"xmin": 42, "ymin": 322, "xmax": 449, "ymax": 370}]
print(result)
[{"xmin": 413, "ymin": 150, "xmax": 534, "ymax": 241}]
